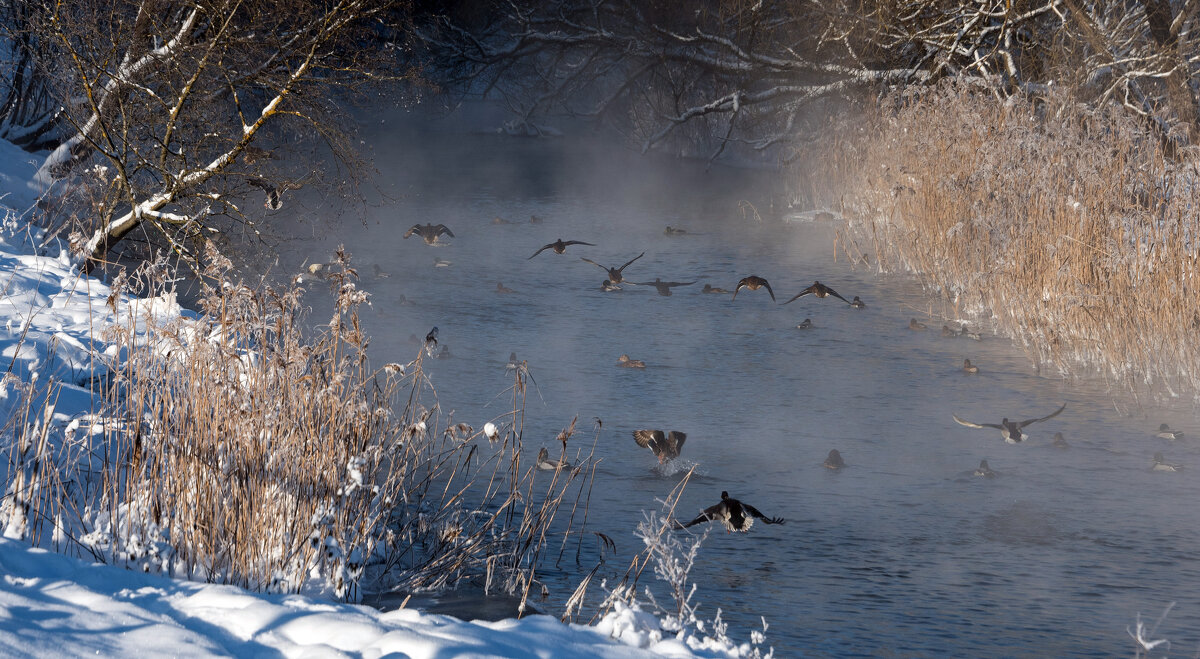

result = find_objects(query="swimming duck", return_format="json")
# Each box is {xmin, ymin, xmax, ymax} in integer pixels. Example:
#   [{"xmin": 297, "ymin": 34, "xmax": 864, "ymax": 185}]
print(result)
[
  {"xmin": 973, "ymin": 459, "xmax": 996, "ymax": 478},
  {"xmin": 849, "ymin": 296, "xmax": 867, "ymax": 309},
  {"xmin": 629, "ymin": 278, "xmax": 697, "ymax": 296},
  {"xmin": 492, "ymin": 216, "xmax": 517, "ymax": 225},
  {"xmin": 796, "ymin": 319, "xmax": 814, "ymax": 329},
  {"xmin": 952, "ymin": 403, "xmax": 1066, "ymax": 443},
  {"xmin": 1052, "ymin": 432, "xmax": 1069, "ymax": 448},
  {"xmin": 732, "ymin": 276, "xmax": 775, "ymax": 302},
  {"xmin": 664, "ymin": 226, "xmax": 688, "ymax": 236},
  {"xmin": 959, "ymin": 326, "xmax": 982, "ymax": 340},
  {"xmin": 528, "ymin": 238, "xmax": 596, "ymax": 259},
  {"xmin": 617, "ymin": 354, "xmax": 646, "ymax": 368},
  {"xmin": 437, "ymin": 345, "xmax": 451, "ymax": 359},
  {"xmin": 633, "ymin": 429, "xmax": 686, "ymax": 463},
  {"xmin": 536, "ymin": 446, "xmax": 574, "ymax": 471},
  {"xmin": 371, "ymin": 264, "xmax": 389, "ymax": 279},
  {"xmin": 782, "ymin": 281, "xmax": 851, "ymax": 305},
  {"xmin": 434, "ymin": 257, "xmax": 452, "ymax": 267},
  {"xmin": 404, "ymin": 223, "xmax": 455, "ymax": 244},
  {"xmin": 1152, "ymin": 452, "xmax": 1183, "ymax": 472},
  {"xmin": 702, "ymin": 284, "xmax": 730, "ymax": 294},
  {"xmin": 963, "ymin": 359, "xmax": 979, "ymax": 374},
  {"xmin": 1156, "ymin": 423, "xmax": 1184, "ymax": 440},
  {"xmin": 909, "ymin": 318, "xmax": 927, "ymax": 331},
  {"xmin": 823, "ymin": 449, "xmax": 845, "ymax": 470},
  {"xmin": 675, "ymin": 491, "xmax": 785, "ymax": 533},
  {"xmin": 601, "ymin": 280, "xmax": 621, "ymax": 292},
  {"xmin": 495, "ymin": 282, "xmax": 516, "ymax": 294},
  {"xmin": 580, "ymin": 252, "xmax": 645, "ymax": 284},
  {"xmin": 942, "ymin": 325, "xmax": 957, "ymax": 337}
]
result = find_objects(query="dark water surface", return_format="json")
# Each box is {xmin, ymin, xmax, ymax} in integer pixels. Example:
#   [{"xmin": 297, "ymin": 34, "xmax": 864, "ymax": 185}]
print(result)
[{"xmin": 282, "ymin": 120, "xmax": 1200, "ymax": 657}]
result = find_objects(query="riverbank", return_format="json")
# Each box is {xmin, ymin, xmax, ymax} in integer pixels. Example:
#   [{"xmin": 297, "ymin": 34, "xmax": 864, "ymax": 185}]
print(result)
[{"xmin": 819, "ymin": 84, "xmax": 1200, "ymax": 404}]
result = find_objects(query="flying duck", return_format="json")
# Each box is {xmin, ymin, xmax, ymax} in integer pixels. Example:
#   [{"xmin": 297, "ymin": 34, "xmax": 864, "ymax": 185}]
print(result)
[
  {"xmin": 675, "ymin": 491, "xmax": 785, "ymax": 533},
  {"xmin": 849, "ymin": 296, "xmax": 867, "ymax": 309},
  {"xmin": 528, "ymin": 238, "xmax": 596, "ymax": 259},
  {"xmin": 963, "ymin": 359, "xmax": 979, "ymax": 374},
  {"xmin": 796, "ymin": 319, "xmax": 814, "ymax": 329},
  {"xmin": 732, "ymin": 276, "xmax": 775, "ymax": 301},
  {"xmin": 495, "ymin": 282, "xmax": 516, "ymax": 294},
  {"xmin": 404, "ymin": 223, "xmax": 455, "ymax": 244},
  {"xmin": 629, "ymin": 278, "xmax": 697, "ymax": 296},
  {"xmin": 633, "ymin": 429, "xmax": 686, "ymax": 463},
  {"xmin": 973, "ymin": 459, "xmax": 996, "ymax": 478},
  {"xmin": 617, "ymin": 354, "xmax": 646, "ymax": 368},
  {"xmin": 782, "ymin": 281, "xmax": 851, "ymax": 305},
  {"xmin": 246, "ymin": 175, "xmax": 303, "ymax": 210},
  {"xmin": 1156, "ymin": 423, "xmax": 1184, "ymax": 440},
  {"xmin": 1152, "ymin": 452, "xmax": 1183, "ymax": 472},
  {"xmin": 536, "ymin": 447, "xmax": 574, "ymax": 471},
  {"xmin": 909, "ymin": 318, "xmax": 927, "ymax": 331},
  {"xmin": 702, "ymin": 284, "xmax": 730, "ymax": 294},
  {"xmin": 952, "ymin": 403, "xmax": 1066, "ymax": 443},
  {"xmin": 823, "ymin": 449, "xmax": 845, "ymax": 470},
  {"xmin": 580, "ymin": 252, "xmax": 645, "ymax": 284}
]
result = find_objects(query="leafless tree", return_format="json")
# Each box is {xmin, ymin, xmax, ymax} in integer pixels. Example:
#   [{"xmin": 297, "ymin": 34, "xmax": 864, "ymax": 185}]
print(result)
[{"xmin": 20, "ymin": 0, "xmax": 414, "ymax": 272}]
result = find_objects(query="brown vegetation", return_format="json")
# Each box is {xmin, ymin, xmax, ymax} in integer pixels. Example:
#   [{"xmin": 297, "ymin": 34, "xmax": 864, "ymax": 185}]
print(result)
[{"xmin": 816, "ymin": 83, "xmax": 1200, "ymax": 401}]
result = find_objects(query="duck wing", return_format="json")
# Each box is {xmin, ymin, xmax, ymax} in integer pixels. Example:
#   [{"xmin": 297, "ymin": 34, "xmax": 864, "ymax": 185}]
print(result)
[
  {"xmin": 663, "ymin": 280, "xmax": 697, "ymax": 287},
  {"xmin": 618, "ymin": 252, "xmax": 646, "ymax": 271},
  {"xmin": 528, "ymin": 244, "xmax": 555, "ymax": 259},
  {"xmin": 782, "ymin": 285, "xmax": 814, "ymax": 305},
  {"xmin": 403, "ymin": 224, "xmax": 421, "ymax": 239},
  {"xmin": 579, "ymin": 257, "xmax": 609, "ymax": 272},
  {"xmin": 678, "ymin": 502, "xmax": 728, "ymax": 529},
  {"xmin": 824, "ymin": 286, "xmax": 851, "ymax": 303},
  {"xmin": 667, "ymin": 431, "xmax": 686, "ymax": 458},
  {"xmin": 1016, "ymin": 403, "xmax": 1066, "ymax": 429},
  {"xmin": 562, "ymin": 240, "xmax": 596, "ymax": 247},
  {"xmin": 742, "ymin": 502, "xmax": 785, "ymax": 525},
  {"xmin": 762, "ymin": 279, "xmax": 776, "ymax": 301},
  {"xmin": 953, "ymin": 415, "xmax": 1003, "ymax": 430},
  {"xmin": 633, "ymin": 429, "xmax": 665, "ymax": 449},
  {"xmin": 434, "ymin": 224, "xmax": 455, "ymax": 237}
]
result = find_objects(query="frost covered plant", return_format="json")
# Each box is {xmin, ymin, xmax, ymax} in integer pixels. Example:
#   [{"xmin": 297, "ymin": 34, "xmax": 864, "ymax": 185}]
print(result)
[{"xmin": 595, "ymin": 491, "xmax": 773, "ymax": 658}]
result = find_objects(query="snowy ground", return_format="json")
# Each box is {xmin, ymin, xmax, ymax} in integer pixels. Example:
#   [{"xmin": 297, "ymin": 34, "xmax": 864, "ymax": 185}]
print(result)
[{"xmin": 0, "ymin": 138, "xmax": 747, "ymax": 658}]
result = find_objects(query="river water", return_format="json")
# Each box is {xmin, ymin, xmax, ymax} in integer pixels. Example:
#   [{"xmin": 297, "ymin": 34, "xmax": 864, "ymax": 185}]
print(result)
[{"xmin": 280, "ymin": 118, "xmax": 1200, "ymax": 657}]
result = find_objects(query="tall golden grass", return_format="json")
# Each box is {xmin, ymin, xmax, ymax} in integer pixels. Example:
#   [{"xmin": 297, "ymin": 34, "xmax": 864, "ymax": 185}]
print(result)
[
  {"xmin": 815, "ymin": 83, "xmax": 1200, "ymax": 401},
  {"xmin": 4, "ymin": 246, "xmax": 603, "ymax": 607}
]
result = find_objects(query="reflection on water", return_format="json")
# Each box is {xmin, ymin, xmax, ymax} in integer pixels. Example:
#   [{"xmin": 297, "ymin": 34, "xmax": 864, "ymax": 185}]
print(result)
[{"xmin": 283, "ymin": 121, "xmax": 1200, "ymax": 656}]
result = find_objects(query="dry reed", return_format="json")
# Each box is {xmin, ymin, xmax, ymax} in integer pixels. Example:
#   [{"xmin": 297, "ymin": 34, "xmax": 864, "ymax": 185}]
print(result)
[{"xmin": 814, "ymin": 83, "xmax": 1200, "ymax": 402}]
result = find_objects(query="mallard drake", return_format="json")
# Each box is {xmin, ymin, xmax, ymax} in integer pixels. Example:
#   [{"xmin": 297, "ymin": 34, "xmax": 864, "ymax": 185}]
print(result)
[
  {"xmin": 1052, "ymin": 432, "xmax": 1069, "ymax": 448},
  {"xmin": 633, "ymin": 429, "xmax": 686, "ymax": 463},
  {"xmin": 963, "ymin": 359, "xmax": 979, "ymax": 374},
  {"xmin": 675, "ymin": 491, "xmax": 785, "ymax": 533},
  {"xmin": 528, "ymin": 238, "xmax": 596, "ymax": 259},
  {"xmin": 952, "ymin": 403, "xmax": 1066, "ymax": 443},
  {"xmin": 601, "ymin": 280, "xmax": 621, "ymax": 292},
  {"xmin": 536, "ymin": 446, "xmax": 574, "ymax": 471},
  {"xmin": 782, "ymin": 281, "xmax": 851, "ymax": 305},
  {"xmin": 1156, "ymin": 423, "xmax": 1184, "ymax": 440},
  {"xmin": 732, "ymin": 276, "xmax": 775, "ymax": 302},
  {"xmin": 580, "ymin": 252, "xmax": 645, "ymax": 284},
  {"xmin": 909, "ymin": 318, "xmax": 927, "ymax": 331},
  {"xmin": 973, "ymin": 459, "xmax": 996, "ymax": 478},
  {"xmin": 629, "ymin": 278, "xmax": 697, "ymax": 296},
  {"xmin": 823, "ymin": 449, "xmax": 845, "ymax": 470},
  {"xmin": 796, "ymin": 319, "xmax": 814, "ymax": 329},
  {"xmin": 617, "ymin": 354, "xmax": 646, "ymax": 368},
  {"xmin": 701, "ymin": 284, "xmax": 730, "ymax": 294},
  {"xmin": 495, "ymin": 282, "xmax": 516, "ymax": 294},
  {"xmin": 849, "ymin": 296, "xmax": 867, "ymax": 309},
  {"xmin": 404, "ymin": 223, "xmax": 455, "ymax": 244},
  {"xmin": 1152, "ymin": 452, "xmax": 1182, "ymax": 471}
]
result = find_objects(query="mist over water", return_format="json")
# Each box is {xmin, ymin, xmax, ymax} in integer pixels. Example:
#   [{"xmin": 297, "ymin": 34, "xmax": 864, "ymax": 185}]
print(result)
[{"xmin": 279, "ymin": 115, "xmax": 1200, "ymax": 656}]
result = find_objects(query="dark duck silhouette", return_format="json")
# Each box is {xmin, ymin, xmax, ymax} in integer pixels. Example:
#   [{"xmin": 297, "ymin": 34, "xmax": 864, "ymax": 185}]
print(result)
[
  {"xmin": 849, "ymin": 296, "xmax": 867, "ymax": 308},
  {"xmin": 404, "ymin": 223, "xmax": 455, "ymax": 244},
  {"xmin": 630, "ymin": 277, "xmax": 697, "ymax": 296},
  {"xmin": 974, "ymin": 459, "xmax": 996, "ymax": 478},
  {"xmin": 782, "ymin": 281, "xmax": 851, "ymax": 305},
  {"xmin": 528, "ymin": 238, "xmax": 596, "ymax": 259},
  {"xmin": 953, "ymin": 404, "xmax": 1066, "ymax": 443},
  {"xmin": 823, "ymin": 449, "xmax": 845, "ymax": 470},
  {"xmin": 632, "ymin": 429, "xmax": 686, "ymax": 463},
  {"xmin": 732, "ymin": 276, "xmax": 775, "ymax": 301},
  {"xmin": 701, "ymin": 284, "xmax": 729, "ymax": 294},
  {"xmin": 675, "ymin": 491, "xmax": 785, "ymax": 533},
  {"xmin": 580, "ymin": 252, "xmax": 645, "ymax": 284},
  {"xmin": 495, "ymin": 282, "xmax": 516, "ymax": 294}
]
